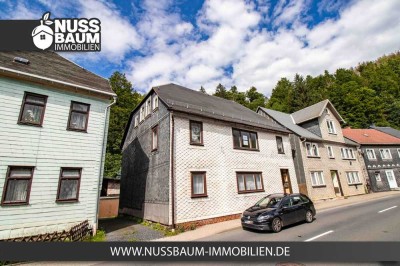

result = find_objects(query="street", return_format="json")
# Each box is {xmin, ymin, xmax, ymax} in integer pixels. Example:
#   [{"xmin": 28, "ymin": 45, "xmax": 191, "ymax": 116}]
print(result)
[{"xmin": 197, "ymin": 194, "xmax": 400, "ymax": 242}]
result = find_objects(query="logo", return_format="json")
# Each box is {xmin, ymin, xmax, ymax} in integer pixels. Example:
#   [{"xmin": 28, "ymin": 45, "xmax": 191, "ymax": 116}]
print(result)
[
  {"xmin": 31, "ymin": 12, "xmax": 101, "ymax": 52},
  {"xmin": 32, "ymin": 12, "xmax": 54, "ymax": 50}
]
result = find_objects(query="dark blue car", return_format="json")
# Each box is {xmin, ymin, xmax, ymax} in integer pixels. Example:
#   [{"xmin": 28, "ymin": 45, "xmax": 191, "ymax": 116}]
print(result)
[{"xmin": 241, "ymin": 193, "xmax": 316, "ymax": 233}]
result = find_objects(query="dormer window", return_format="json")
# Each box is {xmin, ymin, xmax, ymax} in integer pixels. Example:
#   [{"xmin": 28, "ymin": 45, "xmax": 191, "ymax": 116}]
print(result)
[
  {"xmin": 140, "ymin": 106, "xmax": 145, "ymax": 122},
  {"xmin": 153, "ymin": 95, "xmax": 159, "ymax": 110},
  {"xmin": 326, "ymin": 120, "xmax": 336, "ymax": 134},
  {"xmin": 146, "ymin": 99, "xmax": 151, "ymax": 117},
  {"xmin": 134, "ymin": 115, "xmax": 139, "ymax": 128}
]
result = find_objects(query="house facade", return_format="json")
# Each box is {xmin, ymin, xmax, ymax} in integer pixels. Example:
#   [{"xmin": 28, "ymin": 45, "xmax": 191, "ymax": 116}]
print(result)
[
  {"xmin": 0, "ymin": 51, "xmax": 116, "ymax": 239},
  {"xmin": 120, "ymin": 84, "xmax": 298, "ymax": 227},
  {"xmin": 343, "ymin": 128, "xmax": 400, "ymax": 192},
  {"xmin": 258, "ymin": 100, "xmax": 367, "ymax": 201}
]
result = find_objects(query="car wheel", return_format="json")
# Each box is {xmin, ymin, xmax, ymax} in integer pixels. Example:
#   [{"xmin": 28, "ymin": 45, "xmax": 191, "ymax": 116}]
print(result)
[
  {"xmin": 305, "ymin": 210, "xmax": 314, "ymax": 223},
  {"xmin": 271, "ymin": 218, "xmax": 282, "ymax": 233}
]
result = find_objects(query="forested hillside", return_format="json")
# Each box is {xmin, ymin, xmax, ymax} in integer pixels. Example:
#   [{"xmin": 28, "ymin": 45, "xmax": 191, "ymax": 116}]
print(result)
[
  {"xmin": 266, "ymin": 52, "xmax": 400, "ymax": 129},
  {"xmin": 208, "ymin": 52, "xmax": 400, "ymax": 129}
]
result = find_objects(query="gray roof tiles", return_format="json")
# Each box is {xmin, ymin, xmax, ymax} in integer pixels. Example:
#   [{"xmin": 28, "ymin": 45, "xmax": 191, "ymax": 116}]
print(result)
[
  {"xmin": 371, "ymin": 126, "xmax": 400, "ymax": 139},
  {"xmin": 153, "ymin": 83, "xmax": 289, "ymax": 133},
  {"xmin": 291, "ymin": 99, "xmax": 344, "ymax": 124},
  {"xmin": 258, "ymin": 107, "xmax": 322, "ymax": 141},
  {"xmin": 0, "ymin": 51, "xmax": 114, "ymax": 95}
]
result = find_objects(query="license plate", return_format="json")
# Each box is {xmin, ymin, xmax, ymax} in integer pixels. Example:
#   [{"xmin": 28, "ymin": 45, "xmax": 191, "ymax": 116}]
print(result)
[{"xmin": 244, "ymin": 220, "xmax": 253, "ymax": 224}]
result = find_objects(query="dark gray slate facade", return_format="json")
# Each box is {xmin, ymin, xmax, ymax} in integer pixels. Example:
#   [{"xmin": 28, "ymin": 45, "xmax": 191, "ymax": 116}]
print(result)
[
  {"xmin": 120, "ymin": 93, "xmax": 171, "ymax": 224},
  {"xmin": 361, "ymin": 145, "xmax": 400, "ymax": 192}
]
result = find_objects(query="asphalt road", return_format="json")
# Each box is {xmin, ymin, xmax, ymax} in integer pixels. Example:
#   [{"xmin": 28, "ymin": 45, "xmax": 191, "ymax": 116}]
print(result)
[{"xmin": 197, "ymin": 194, "xmax": 400, "ymax": 242}]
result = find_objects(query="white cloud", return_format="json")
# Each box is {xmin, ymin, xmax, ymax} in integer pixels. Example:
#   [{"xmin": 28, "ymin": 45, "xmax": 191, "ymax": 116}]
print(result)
[
  {"xmin": 77, "ymin": 0, "xmax": 142, "ymax": 63},
  {"xmin": 126, "ymin": 0, "xmax": 260, "ymax": 92},
  {"xmin": 1, "ymin": 0, "xmax": 399, "ymax": 95},
  {"xmin": 232, "ymin": 0, "xmax": 400, "ymax": 95}
]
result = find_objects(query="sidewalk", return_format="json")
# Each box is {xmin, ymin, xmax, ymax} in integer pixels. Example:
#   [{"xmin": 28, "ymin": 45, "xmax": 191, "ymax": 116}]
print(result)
[{"xmin": 155, "ymin": 190, "xmax": 400, "ymax": 241}]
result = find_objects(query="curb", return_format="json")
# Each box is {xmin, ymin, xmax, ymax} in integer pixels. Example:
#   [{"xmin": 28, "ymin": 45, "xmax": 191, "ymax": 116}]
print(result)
[{"xmin": 156, "ymin": 191, "xmax": 399, "ymax": 241}]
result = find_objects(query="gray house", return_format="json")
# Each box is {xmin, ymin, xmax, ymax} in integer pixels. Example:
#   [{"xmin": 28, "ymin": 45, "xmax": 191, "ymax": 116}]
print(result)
[
  {"xmin": 120, "ymin": 84, "xmax": 298, "ymax": 228},
  {"xmin": 343, "ymin": 128, "xmax": 400, "ymax": 192},
  {"xmin": 257, "ymin": 100, "xmax": 367, "ymax": 201}
]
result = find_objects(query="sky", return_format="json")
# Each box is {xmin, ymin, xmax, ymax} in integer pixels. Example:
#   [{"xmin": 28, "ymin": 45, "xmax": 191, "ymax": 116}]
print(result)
[{"xmin": 0, "ymin": 0, "xmax": 399, "ymax": 95}]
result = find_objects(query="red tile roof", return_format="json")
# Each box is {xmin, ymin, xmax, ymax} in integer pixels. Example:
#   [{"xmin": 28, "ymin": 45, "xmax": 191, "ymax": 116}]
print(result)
[{"xmin": 343, "ymin": 128, "xmax": 400, "ymax": 145}]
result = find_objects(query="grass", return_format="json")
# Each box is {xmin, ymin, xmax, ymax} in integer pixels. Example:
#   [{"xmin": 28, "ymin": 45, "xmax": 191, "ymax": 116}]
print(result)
[
  {"xmin": 84, "ymin": 229, "xmax": 106, "ymax": 242},
  {"xmin": 140, "ymin": 220, "xmax": 188, "ymax": 237}
]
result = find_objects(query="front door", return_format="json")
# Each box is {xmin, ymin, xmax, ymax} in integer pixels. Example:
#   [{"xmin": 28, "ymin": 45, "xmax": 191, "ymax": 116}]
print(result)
[
  {"xmin": 331, "ymin": 170, "xmax": 343, "ymax": 196},
  {"xmin": 385, "ymin": 170, "xmax": 398, "ymax": 189},
  {"xmin": 281, "ymin": 169, "xmax": 293, "ymax": 194}
]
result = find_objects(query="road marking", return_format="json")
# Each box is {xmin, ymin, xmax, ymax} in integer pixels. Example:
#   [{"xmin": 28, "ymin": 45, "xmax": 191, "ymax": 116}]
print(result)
[
  {"xmin": 304, "ymin": 230, "xmax": 334, "ymax": 242},
  {"xmin": 378, "ymin": 206, "xmax": 397, "ymax": 213}
]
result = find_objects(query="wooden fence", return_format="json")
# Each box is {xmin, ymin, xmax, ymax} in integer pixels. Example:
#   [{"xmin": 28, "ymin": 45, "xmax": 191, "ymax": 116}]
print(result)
[{"xmin": 1, "ymin": 220, "xmax": 92, "ymax": 242}]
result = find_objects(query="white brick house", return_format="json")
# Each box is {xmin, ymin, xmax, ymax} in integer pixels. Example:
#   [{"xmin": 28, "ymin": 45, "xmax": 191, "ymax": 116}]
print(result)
[
  {"xmin": 120, "ymin": 84, "xmax": 298, "ymax": 227},
  {"xmin": 258, "ymin": 100, "xmax": 367, "ymax": 201},
  {"xmin": 0, "ymin": 51, "xmax": 116, "ymax": 239}
]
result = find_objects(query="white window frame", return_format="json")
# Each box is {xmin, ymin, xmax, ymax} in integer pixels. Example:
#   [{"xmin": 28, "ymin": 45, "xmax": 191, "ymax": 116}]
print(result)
[
  {"xmin": 310, "ymin": 171, "xmax": 325, "ymax": 186},
  {"xmin": 153, "ymin": 95, "xmax": 159, "ymax": 110},
  {"xmin": 146, "ymin": 99, "xmax": 151, "ymax": 117},
  {"xmin": 134, "ymin": 115, "xmax": 139, "ymax": 128},
  {"xmin": 366, "ymin": 149, "xmax": 376, "ymax": 160},
  {"xmin": 327, "ymin": 146, "xmax": 334, "ymax": 158},
  {"xmin": 306, "ymin": 142, "xmax": 319, "ymax": 157},
  {"xmin": 346, "ymin": 171, "xmax": 361, "ymax": 185},
  {"xmin": 341, "ymin": 147, "xmax": 355, "ymax": 159},
  {"xmin": 140, "ymin": 106, "xmax": 145, "ymax": 122},
  {"xmin": 398, "ymin": 148, "xmax": 400, "ymax": 158},
  {"xmin": 380, "ymin": 149, "xmax": 392, "ymax": 160},
  {"xmin": 326, "ymin": 120, "xmax": 336, "ymax": 134}
]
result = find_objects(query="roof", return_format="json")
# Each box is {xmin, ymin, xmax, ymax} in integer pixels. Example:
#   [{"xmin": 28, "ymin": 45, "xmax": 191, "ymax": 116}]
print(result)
[
  {"xmin": 342, "ymin": 128, "xmax": 400, "ymax": 145},
  {"xmin": 152, "ymin": 84, "xmax": 288, "ymax": 133},
  {"xmin": 291, "ymin": 99, "xmax": 345, "ymax": 124},
  {"xmin": 0, "ymin": 51, "xmax": 115, "ymax": 96},
  {"xmin": 258, "ymin": 107, "xmax": 322, "ymax": 141},
  {"xmin": 372, "ymin": 126, "xmax": 400, "ymax": 139}
]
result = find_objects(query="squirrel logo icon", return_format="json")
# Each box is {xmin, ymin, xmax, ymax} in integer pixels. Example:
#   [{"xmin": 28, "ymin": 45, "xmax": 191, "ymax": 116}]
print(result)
[{"xmin": 32, "ymin": 12, "xmax": 54, "ymax": 50}]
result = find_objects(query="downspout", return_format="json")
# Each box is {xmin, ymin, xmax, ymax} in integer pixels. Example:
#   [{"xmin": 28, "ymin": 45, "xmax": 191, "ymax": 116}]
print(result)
[
  {"xmin": 170, "ymin": 113, "xmax": 176, "ymax": 229},
  {"xmin": 95, "ymin": 95, "xmax": 117, "ymax": 234}
]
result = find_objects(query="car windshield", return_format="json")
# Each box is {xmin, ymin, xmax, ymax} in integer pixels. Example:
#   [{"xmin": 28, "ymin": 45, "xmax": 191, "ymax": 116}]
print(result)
[{"xmin": 255, "ymin": 196, "xmax": 283, "ymax": 208}]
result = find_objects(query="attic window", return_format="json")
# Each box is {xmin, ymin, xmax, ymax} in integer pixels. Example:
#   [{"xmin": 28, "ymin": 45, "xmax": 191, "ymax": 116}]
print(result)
[
  {"xmin": 325, "ymin": 108, "xmax": 330, "ymax": 114},
  {"xmin": 363, "ymin": 133, "xmax": 369, "ymax": 137},
  {"xmin": 13, "ymin": 57, "xmax": 30, "ymax": 65}
]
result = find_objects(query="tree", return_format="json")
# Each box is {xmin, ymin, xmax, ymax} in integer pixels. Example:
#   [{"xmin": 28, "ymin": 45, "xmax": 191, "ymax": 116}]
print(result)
[
  {"xmin": 199, "ymin": 86, "xmax": 207, "ymax": 94},
  {"xmin": 213, "ymin": 83, "xmax": 231, "ymax": 100},
  {"xmin": 105, "ymin": 72, "xmax": 142, "ymax": 178},
  {"xmin": 267, "ymin": 77, "xmax": 293, "ymax": 113},
  {"xmin": 246, "ymin": 86, "xmax": 267, "ymax": 111}
]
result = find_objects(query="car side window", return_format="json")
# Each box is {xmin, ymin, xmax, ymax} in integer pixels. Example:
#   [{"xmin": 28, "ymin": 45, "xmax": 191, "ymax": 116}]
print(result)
[
  {"xmin": 292, "ymin": 196, "xmax": 302, "ymax": 205},
  {"xmin": 280, "ymin": 197, "xmax": 292, "ymax": 208},
  {"xmin": 300, "ymin": 195, "xmax": 310, "ymax": 203}
]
